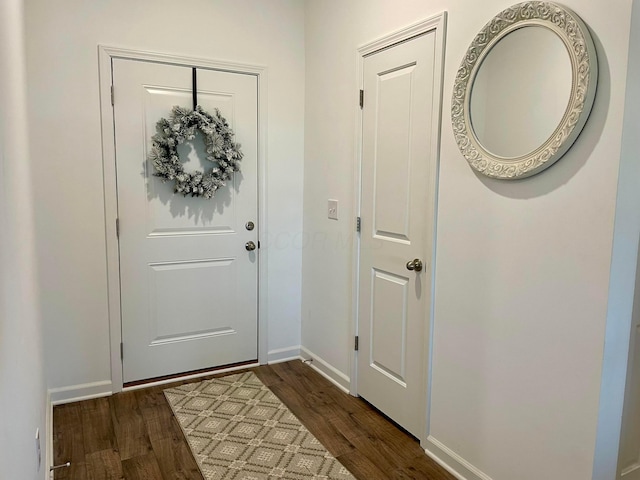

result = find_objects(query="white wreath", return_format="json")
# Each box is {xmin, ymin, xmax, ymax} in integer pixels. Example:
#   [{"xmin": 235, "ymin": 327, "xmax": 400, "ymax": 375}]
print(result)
[{"xmin": 148, "ymin": 105, "xmax": 243, "ymax": 198}]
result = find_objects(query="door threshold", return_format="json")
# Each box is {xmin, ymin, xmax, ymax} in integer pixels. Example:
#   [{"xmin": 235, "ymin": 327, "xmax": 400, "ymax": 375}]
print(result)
[{"xmin": 123, "ymin": 359, "xmax": 259, "ymax": 390}]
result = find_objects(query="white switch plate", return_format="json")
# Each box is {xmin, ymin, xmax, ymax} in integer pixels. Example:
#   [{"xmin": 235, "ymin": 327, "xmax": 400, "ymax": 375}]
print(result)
[{"xmin": 328, "ymin": 199, "xmax": 338, "ymax": 220}]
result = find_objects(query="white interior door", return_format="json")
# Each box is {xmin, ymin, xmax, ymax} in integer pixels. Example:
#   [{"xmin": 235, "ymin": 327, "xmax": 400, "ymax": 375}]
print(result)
[
  {"xmin": 357, "ymin": 32, "xmax": 438, "ymax": 439},
  {"xmin": 112, "ymin": 58, "xmax": 258, "ymax": 383}
]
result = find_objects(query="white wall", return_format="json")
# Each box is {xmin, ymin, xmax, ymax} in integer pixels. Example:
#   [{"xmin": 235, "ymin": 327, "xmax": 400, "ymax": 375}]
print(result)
[
  {"xmin": 302, "ymin": 1, "xmax": 635, "ymax": 479},
  {"xmin": 24, "ymin": 0, "xmax": 305, "ymax": 393},
  {"xmin": 0, "ymin": 0, "xmax": 47, "ymax": 478}
]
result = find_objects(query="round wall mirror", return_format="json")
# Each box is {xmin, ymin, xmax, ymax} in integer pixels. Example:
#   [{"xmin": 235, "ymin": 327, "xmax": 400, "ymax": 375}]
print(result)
[
  {"xmin": 470, "ymin": 26, "xmax": 572, "ymax": 158},
  {"xmin": 452, "ymin": 2, "xmax": 598, "ymax": 179}
]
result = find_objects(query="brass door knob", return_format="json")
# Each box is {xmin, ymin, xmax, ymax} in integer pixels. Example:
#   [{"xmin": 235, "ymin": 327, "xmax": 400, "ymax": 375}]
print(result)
[
  {"xmin": 406, "ymin": 259, "xmax": 423, "ymax": 272},
  {"xmin": 245, "ymin": 241, "xmax": 257, "ymax": 251}
]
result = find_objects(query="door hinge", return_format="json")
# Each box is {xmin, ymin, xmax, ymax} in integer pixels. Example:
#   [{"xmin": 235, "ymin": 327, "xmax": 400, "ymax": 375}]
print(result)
[
  {"xmin": 110, "ymin": 85, "xmax": 114, "ymax": 106},
  {"xmin": 115, "ymin": 218, "xmax": 120, "ymax": 238},
  {"xmin": 354, "ymin": 336, "xmax": 359, "ymax": 351},
  {"xmin": 356, "ymin": 216, "xmax": 361, "ymax": 233},
  {"xmin": 359, "ymin": 89, "xmax": 364, "ymax": 109},
  {"xmin": 120, "ymin": 342, "xmax": 124, "ymax": 360}
]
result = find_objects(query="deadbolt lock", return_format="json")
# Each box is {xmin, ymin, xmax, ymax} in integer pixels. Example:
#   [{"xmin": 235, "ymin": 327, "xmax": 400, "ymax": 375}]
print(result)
[{"xmin": 245, "ymin": 221, "xmax": 255, "ymax": 231}]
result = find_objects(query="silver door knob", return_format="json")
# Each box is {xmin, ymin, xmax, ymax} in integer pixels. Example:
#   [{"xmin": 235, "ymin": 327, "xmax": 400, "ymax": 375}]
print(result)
[
  {"xmin": 245, "ymin": 241, "xmax": 257, "ymax": 251},
  {"xmin": 406, "ymin": 259, "xmax": 423, "ymax": 272}
]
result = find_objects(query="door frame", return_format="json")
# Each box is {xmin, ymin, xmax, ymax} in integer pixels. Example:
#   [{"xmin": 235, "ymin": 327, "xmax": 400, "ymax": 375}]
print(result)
[
  {"xmin": 350, "ymin": 13, "xmax": 447, "ymax": 444},
  {"xmin": 98, "ymin": 46, "xmax": 269, "ymax": 393}
]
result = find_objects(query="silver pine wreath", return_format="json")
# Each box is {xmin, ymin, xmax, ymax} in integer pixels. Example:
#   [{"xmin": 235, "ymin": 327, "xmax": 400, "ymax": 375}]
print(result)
[{"xmin": 148, "ymin": 105, "xmax": 243, "ymax": 198}]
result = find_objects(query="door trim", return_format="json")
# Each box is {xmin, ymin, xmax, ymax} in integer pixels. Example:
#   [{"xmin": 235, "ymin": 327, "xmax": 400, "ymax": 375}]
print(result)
[
  {"xmin": 98, "ymin": 45, "xmax": 269, "ymax": 393},
  {"xmin": 351, "ymin": 13, "xmax": 447, "ymax": 443}
]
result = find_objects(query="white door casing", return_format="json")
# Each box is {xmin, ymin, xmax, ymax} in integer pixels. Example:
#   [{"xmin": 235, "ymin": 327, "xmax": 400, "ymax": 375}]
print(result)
[
  {"xmin": 356, "ymin": 25, "xmax": 442, "ymax": 440},
  {"xmin": 112, "ymin": 58, "xmax": 258, "ymax": 383}
]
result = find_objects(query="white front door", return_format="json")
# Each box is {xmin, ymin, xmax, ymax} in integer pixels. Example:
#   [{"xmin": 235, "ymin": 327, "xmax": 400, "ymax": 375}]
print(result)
[
  {"xmin": 357, "ymin": 32, "xmax": 438, "ymax": 439},
  {"xmin": 112, "ymin": 58, "xmax": 258, "ymax": 383}
]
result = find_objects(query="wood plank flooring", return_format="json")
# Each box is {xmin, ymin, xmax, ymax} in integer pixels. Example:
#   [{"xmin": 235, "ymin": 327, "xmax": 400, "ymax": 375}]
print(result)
[{"xmin": 53, "ymin": 360, "xmax": 455, "ymax": 479}]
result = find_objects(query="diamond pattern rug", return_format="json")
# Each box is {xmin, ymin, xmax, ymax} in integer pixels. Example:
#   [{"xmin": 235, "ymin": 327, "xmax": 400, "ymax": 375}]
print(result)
[{"xmin": 164, "ymin": 371, "xmax": 355, "ymax": 480}]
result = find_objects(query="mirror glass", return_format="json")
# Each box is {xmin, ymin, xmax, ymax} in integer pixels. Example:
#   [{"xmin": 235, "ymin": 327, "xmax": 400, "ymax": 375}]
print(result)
[{"xmin": 470, "ymin": 26, "xmax": 572, "ymax": 158}]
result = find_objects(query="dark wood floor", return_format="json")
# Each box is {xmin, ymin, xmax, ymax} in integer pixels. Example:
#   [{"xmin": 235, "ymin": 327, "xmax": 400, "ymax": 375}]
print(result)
[{"xmin": 53, "ymin": 360, "xmax": 455, "ymax": 479}]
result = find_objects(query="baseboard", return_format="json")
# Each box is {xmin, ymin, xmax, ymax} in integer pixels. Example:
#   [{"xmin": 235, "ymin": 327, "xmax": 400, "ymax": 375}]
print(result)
[
  {"xmin": 622, "ymin": 461, "xmax": 640, "ymax": 479},
  {"xmin": 48, "ymin": 380, "xmax": 113, "ymax": 406},
  {"xmin": 423, "ymin": 435, "xmax": 493, "ymax": 480},
  {"xmin": 267, "ymin": 346, "xmax": 301, "ymax": 364},
  {"xmin": 299, "ymin": 346, "xmax": 350, "ymax": 394}
]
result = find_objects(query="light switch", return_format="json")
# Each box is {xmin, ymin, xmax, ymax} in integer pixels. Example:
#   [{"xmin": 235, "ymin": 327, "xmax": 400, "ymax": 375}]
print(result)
[{"xmin": 328, "ymin": 199, "xmax": 338, "ymax": 220}]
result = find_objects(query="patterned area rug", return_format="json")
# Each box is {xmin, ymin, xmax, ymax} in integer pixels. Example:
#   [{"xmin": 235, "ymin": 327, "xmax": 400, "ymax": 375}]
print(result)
[{"xmin": 164, "ymin": 371, "xmax": 355, "ymax": 480}]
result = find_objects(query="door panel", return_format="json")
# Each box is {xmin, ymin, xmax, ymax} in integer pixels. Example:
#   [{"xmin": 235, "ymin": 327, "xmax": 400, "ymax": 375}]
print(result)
[
  {"xmin": 113, "ymin": 59, "xmax": 258, "ymax": 383},
  {"xmin": 371, "ymin": 269, "xmax": 409, "ymax": 385},
  {"xmin": 143, "ymin": 85, "xmax": 237, "ymax": 236},
  {"xmin": 373, "ymin": 64, "xmax": 416, "ymax": 242},
  {"xmin": 148, "ymin": 259, "xmax": 236, "ymax": 344},
  {"xmin": 357, "ymin": 32, "xmax": 437, "ymax": 439}
]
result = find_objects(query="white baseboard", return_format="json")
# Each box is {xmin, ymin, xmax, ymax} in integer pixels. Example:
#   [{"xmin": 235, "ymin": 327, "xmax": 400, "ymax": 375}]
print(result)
[
  {"xmin": 622, "ymin": 461, "xmax": 640, "ymax": 479},
  {"xmin": 299, "ymin": 346, "xmax": 350, "ymax": 394},
  {"xmin": 48, "ymin": 380, "xmax": 113, "ymax": 406},
  {"xmin": 267, "ymin": 346, "xmax": 302, "ymax": 364},
  {"xmin": 424, "ymin": 435, "xmax": 492, "ymax": 480}
]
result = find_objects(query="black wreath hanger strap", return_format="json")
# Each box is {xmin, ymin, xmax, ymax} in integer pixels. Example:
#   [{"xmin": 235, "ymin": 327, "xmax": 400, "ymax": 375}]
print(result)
[{"xmin": 192, "ymin": 67, "xmax": 197, "ymax": 110}]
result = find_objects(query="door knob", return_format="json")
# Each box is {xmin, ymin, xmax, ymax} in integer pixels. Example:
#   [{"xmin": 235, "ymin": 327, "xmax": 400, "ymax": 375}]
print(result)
[
  {"xmin": 245, "ymin": 241, "xmax": 257, "ymax": 251},
  {"xmin": 406, "ymin": 259, "xmax": 423, "ymax": 272}
]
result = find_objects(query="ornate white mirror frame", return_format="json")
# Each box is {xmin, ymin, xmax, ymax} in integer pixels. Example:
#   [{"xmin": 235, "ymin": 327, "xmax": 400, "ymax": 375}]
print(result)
[{"xmin": 451, "ymin": 2, "xmax": 598, "ymax": 179}]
